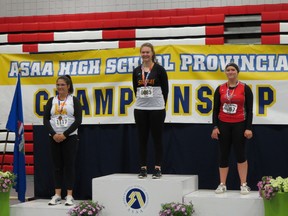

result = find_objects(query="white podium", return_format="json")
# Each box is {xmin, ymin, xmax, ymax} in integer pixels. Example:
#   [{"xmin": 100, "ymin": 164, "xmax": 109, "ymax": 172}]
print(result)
[
  {"xmin": 10, "ymin": 174, "xmax": 265, "ymax": 216},
  {"xmin": 92, "ymin": 173, "xmax": 198, "ymax": 216},
  {"xmin": 184, "ymin": 190, "xmax": 264, "ymax": 216},
  {"xmin": 10, "ymin": 199, "xmax": 74, "ymax": 216}
]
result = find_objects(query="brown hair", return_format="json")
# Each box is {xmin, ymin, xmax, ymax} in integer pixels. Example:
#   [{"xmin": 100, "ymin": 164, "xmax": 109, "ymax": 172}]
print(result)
[
  {"xmin": 57, "ymin": 75, "xmax": 74, "ymax": 93},
  {"xmin": 225, "ymin": 62, "xmax": 240, "ymax": 73}
]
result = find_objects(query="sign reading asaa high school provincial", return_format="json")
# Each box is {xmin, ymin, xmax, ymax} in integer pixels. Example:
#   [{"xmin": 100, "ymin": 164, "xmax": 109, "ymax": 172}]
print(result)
[{"xmin": 0, "ymin": 45, "xmax": 287, "ymax": 126}]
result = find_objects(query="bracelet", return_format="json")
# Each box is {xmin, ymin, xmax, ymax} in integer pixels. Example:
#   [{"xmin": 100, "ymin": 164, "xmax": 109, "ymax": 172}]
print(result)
[{"xmin": 213, "ymin": 126, "xmax": 218, "ymax": 129}]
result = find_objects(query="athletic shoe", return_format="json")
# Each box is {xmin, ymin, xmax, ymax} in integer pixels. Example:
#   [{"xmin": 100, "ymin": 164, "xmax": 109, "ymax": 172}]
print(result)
[
  {"xmin": 65, "ymin": 195, "xmax": 75, "ymax": 206},
  {"xmin": 240, "ymin": 183, "xmax": 251, "ymax": 195},
  {"xmin": 152, "ymin": 168, "xmax": 162, "ymax": 179},
  {"xmin": 215, "ymin": 183, "xmax": 227, "ymax": 194},
  {"xmin": 48, "ymin": 194, "xmax": 61, "ymax": 205},
  {"xmin": 138, "ymin": 167, "xmax": 147, "ymax": 179}
]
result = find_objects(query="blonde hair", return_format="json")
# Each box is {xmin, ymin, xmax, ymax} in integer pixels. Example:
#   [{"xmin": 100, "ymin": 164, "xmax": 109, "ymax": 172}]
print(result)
[{"xmin": 140, "ymin": 42, "xmax": 157, "ymax": 63}]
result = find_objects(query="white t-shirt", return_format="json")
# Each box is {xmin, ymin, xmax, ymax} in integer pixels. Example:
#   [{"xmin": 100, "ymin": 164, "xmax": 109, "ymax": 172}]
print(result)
[{"xmin": 49, "ymin": 94, "xmax": 77, "ymax": 135}]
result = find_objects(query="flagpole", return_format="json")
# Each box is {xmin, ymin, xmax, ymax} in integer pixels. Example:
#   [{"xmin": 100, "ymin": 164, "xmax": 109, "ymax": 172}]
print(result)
[
  {"xmin": 0, "ymin": 131, "xmax": 9, "ymax": 170},
  {"xmin": 5, "ymin": 69, "xmax": 27, "ymax": 202}
]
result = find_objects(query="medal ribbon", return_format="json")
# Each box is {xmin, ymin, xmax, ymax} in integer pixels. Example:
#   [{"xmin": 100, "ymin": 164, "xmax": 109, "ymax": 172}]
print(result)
[
  {"xmin": 226, "ymin": 88, "xmax": 235, "ymax": 101},
  {"xmin": 226, "ymin": 81, "xmax": 238, "ymax": 101},
  {"xmin": 141, "ymin": 64, "xmax": 153, "ymax": 87},
  {"xmin": 57, "ymin": 95, "xmax": 68, "ymax": 114}
]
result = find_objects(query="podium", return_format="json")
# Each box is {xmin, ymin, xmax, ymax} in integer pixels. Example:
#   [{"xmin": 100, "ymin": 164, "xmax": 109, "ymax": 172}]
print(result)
[
  {"xmin": 10, "ymin": 173, "xmax": 265, "ymax": 216},
  {"xmin": 184, "ymin": 190, "xmax": 264, "ymax": 216},
  {"xmin": 92, "ymin": 173, "xmax": 198, "ymax": 216},
  {"xmin": 10, "ymin": 199, "xmax": 74, "ymax": 216}
]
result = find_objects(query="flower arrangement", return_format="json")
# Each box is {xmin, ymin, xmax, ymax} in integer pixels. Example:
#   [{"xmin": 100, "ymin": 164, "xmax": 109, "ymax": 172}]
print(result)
[
  {"xmin": 0, "ymin": 170, "xmax": 16, "ymax": 192},
  {"xmin": 67, "ymin": 200, "xmax": 104, "ymax": 216},
  {"xmin": 257, "ymin": 176, "xmax": 288, "ymax": 200},
  {"xmin": 159, "ymin": 201, "xmax": 194, "ymax": 216}
]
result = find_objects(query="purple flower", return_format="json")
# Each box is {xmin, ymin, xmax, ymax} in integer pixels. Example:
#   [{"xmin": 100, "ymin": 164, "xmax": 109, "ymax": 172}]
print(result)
[
  {"xmin": 159, "ymin": 202, "xmax": 194, "ymax": 216},
  {"xmin": 67, "ymin": 200, "xmax": 104, "ymax": 216}
]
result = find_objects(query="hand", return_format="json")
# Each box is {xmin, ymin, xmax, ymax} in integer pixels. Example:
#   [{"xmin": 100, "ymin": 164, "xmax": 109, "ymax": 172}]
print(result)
[
  {"xmin": 53, "ymin": 134, "xmax": 61, "ymax": 143},
  {"xmin": 211, "ymin": 128, "xmax": 220, "ymax": 140},
  {"xmin": 244, "ymin": 129, "xmax": 253, "ymax": 139},
  {"xmin": 53, "ymin": 134, "xmax": 66, "ymax": 143},
  {"xmin": 58, "ymin": 134, "xmax": 66, "ymax": 142}
]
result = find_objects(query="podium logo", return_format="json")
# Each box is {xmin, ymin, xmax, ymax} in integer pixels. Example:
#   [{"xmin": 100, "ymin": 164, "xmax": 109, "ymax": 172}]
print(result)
[{"xmin": 123, "ymin": 186, "xmax": 149, "ymax": 214}]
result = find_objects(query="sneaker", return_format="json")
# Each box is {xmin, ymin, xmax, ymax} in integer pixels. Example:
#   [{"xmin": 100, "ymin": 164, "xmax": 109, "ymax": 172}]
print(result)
[
  {"xmin": 65, "ymin": 195, "xmax": 75, "ymax": 206},
  {"xmin": 152, "ymin": 168, "xmax": 162, "ymax": 179},
  {"xmin": 240, "ymin": 183, "xmax": 251, "ymax": 195},
  {"xmin": 215, "ymin": 183, "xmax": 227, "ymax": 194},
  {"xmin": 138, "ymin": 168, "xmax": 147, "ymax": 179},
  {"xmin": 48, "ymin": 194, "xmax": 61, "ymax": 205}
]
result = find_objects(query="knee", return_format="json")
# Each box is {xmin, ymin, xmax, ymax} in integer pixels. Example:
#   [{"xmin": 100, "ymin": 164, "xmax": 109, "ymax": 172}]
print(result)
[
  {"xmin": 237, "ymin": 158, "xmax": 247, "ymax": 164},
  {"xmin": 219, "ymin": 159, "xmax": 229, "ymax": 167}
]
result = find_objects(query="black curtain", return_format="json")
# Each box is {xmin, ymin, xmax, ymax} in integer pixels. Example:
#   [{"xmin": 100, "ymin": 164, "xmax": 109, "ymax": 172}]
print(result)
[{"xmin": 33, "ymin": 124, "xmax": 288, "ymax": 200}]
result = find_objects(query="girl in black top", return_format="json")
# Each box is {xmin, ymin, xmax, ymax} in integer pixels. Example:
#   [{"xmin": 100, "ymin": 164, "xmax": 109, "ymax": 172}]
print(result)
[
  {"xmin": 211, "ymin": 63, "xmax": 253, "ymax": 195},
  {"xmin": 43, "ymin": 75, "xmax": 82, "ymax": 205},
  {"xmin": 132, "ymin": 43, "xmax": 169, "ymax": 179}
]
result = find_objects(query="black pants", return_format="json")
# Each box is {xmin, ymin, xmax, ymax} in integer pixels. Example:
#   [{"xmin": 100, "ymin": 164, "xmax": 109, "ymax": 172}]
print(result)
[
  {"xmin": 134, "ymin": 109, "xmax": 166, "ymax": 167},
  {"xmin": 50, "ymin": 135, "xmax": 78, "ymax": 190},
  {"xmin": 218, "ymin": 120, "xmax": 247, "ymax": 167}
]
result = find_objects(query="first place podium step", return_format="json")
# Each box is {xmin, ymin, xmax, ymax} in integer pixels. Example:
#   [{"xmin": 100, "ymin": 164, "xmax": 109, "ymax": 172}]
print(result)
[{"xmin": 92, "ymin": 173, "xmax": 198, "ymax": 216}]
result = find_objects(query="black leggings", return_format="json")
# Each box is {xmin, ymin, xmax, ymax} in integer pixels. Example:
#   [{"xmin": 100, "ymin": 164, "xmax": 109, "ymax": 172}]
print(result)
[
  {"xmin": 50, "ymin": 135, "xmax": 78, "ymax": 190},
  {"xmin": 134, "ymin": 109, "xmax": 166, "ymax": 167},
  {"xmin": 218, "ymin": 121, "xmax": 247, "ymax": 167}
]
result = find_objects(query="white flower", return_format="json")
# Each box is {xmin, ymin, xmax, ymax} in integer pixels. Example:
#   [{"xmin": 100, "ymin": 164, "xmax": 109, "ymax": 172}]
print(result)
[{"xmin": 270, "ymin": 176, "xmax": 288, "ymax": 192}]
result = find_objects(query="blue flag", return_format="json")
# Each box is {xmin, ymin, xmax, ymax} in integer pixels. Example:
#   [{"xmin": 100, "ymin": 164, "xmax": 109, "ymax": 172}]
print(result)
[{"xmin": 6, "ymin": 73, "xmax": 26, "ymax": 202}]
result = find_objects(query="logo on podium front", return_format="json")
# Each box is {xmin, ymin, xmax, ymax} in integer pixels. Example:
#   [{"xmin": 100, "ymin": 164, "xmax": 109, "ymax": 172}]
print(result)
[{"xmin": 123, "ymin": 185, "xmax": 149, "ymax": 214}]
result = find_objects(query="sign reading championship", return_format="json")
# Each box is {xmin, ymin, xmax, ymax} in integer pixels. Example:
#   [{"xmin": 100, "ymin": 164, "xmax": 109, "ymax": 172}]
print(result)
[{"xmin": 0, "ymin": 45, "xmax": 287, "ymax": 125}]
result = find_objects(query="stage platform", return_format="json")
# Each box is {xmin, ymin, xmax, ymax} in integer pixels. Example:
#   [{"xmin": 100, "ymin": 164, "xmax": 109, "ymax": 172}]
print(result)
[
  {"xmin": 10, "ymin": 174, "xmax": 265, "ymax": 216},
  {"xmin": 10, "ymin": 199, "xmax": 75, "ymax": 216},
  {"xmin": 185, "ymin": 189, "xmax": 264, "ymax": 216}
]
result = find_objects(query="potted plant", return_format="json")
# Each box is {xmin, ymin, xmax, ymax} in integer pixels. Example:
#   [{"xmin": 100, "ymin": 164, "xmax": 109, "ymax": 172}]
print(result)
[
  {"xmin": 0, "ymin": 170, "xmax": 16, "ymax": 192},
  {"xmin": 257, "ymin": 176, "xmax": 288, "ymax": 216},
  {"xmin": 67, "ymin": 200, "xmax": 104, "ymax": 216},
  {"xmin": 0, "ymin": 170, "xmax": 16, "ymax": 216},
  {"xmin": 159, "ymin": 201, "xmax": 194, "ymax": 216}
]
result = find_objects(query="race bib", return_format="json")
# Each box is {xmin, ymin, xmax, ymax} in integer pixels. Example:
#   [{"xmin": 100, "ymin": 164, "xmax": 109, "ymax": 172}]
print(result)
[
  {"xmin": 55, "ymin": 116, "xmax": 69, "ymax": 127},
  {"xmin": 223, "ymin": 103, "xmax": 237, "ymax": 114},
  {"xmin": 139, "ymin": 86, "xmax": 153, "ymax": 98}
]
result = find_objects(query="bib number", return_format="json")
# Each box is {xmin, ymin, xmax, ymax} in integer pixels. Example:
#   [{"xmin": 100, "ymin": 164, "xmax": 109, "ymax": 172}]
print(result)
[
  {"xmin": 223, "ymin": 103, "xmax": 237, "ymax": 114},
  {"xmin": 55, "ymin": 116, "xmax": 69, "ymax": 127},
  {"xmin": 139, "ymin": 87, "xmax": 153, "ymax": 98}
]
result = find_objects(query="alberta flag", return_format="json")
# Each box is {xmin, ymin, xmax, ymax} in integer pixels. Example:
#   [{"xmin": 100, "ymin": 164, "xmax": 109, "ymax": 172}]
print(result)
[{"xmin": 6, "ymin": 72, "xmax": 26, "ymax": 202}]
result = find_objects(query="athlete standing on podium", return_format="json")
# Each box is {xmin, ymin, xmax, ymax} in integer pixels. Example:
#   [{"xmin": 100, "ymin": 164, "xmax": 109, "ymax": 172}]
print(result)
[
  {"xmin": 43, "ymin": 75, "xmax": 82, "ymax": 205},
  {"xmin": 211, "ymin": 62, "xmax": 253, "ymax": 195},
  {"xmin": 132, "ymin": 43, "xmax": 169, "ymax": 179}
]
